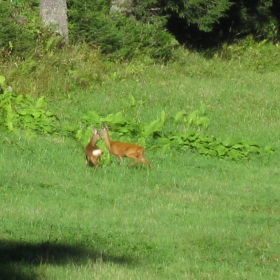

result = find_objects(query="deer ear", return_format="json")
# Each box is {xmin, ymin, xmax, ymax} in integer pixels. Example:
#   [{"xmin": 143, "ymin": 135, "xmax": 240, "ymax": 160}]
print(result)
[
  {"xmin": 104, "ymin": 124, "xmax": 108, "ymax": 130},
  {"xmin": 92, "ymin": 128, "xmax": 97, "ymax": 134}
]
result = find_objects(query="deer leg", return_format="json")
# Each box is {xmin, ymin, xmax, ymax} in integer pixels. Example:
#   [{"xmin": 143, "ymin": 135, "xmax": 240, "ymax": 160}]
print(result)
[
  {"xmin": 117, "ymin": 156, "xmax": 124, "ymax": 165},
  {"xmin": 129, "ymin": 160, "xmax": 140, "ymax": 166},
  {"xmin": 129, "ymin": 156, "xmax": 143, "ymax": 167},
  {"xmin": 141, "ymin": 157, "xmax": 151, "ymax": 168},
  {"xmin": 90, "ymin": 156, "xmax": 98, "ymax": 168},
  {"xmin": 129, "ymin": 156, "xmax": 151, "ymax": 168}
]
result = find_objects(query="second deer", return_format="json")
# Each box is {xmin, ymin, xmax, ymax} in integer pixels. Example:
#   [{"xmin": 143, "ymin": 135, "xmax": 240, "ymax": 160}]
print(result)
[
  {"xmin": 85, "ymin": 128, "xmax": 102, "ymax": 168},
  {"xmin": 98, "ymin": 125, "xmax": 151, "ymax": 168}
]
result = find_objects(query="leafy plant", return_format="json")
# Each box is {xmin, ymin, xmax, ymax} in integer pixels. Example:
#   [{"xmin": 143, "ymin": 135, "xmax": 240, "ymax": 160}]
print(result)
[
  {"xmin": 174, "ymin": 104, "xmax": 209, "ymax": 130},
  {"xmin": 0, "ymin": 76, "xmax": 57, "ymax": 133},
  {"xmin": 75, "ymin": 106, "xmax": 275, "ymax": 161},
  {"xmin": 0, "ymin": 76, "xmax": 275, "ymax": 160},
  {"xmin": 165, "ymin": 132, "xmax": 275, "ymax": 160}
]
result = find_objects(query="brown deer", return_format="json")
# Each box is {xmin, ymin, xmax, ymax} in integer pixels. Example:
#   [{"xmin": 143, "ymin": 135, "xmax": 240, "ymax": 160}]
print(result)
[
  {"xmin": 98, "ymin": 125, "xmax": 151, "ymax": 168},
  {"xmin": 85, "ymin": 128, "xmax": 102, "ymax": 168}
]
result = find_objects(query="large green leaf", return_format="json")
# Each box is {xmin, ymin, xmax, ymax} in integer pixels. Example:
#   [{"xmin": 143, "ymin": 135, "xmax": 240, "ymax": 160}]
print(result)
[
  {"xmin": 0, "ymin": 75, "xmax": 5, "ymax": 85},
  {"xmin": 222, "ymin": 138, "xmax": 234, "ymax": 147},
  {"xmin": 216, "ymin": 145, "xmax": 228, "ymax": 156},
  {"xmin": 174, "ymin": 110, "xmax": 186, "ymax": 122},
  {"xmin": 142, "ymin": 111, "xmax": 165, "ymax": 137},
  {"xmin": 228, "ymin": 150, "xmax": 243, "ymax": 160},
  {"xmin": 35, "ymin": 96, "xmax": 47, "ymax": 108}
]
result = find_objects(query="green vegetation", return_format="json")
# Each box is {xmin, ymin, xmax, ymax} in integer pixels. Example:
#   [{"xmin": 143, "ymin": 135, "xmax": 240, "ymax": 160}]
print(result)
[
  {"xmin": 1, "ymin": 41, "xmax": 280, "ymax": 279},
  {"xmin": 1, "ymin": 75, "xmax": 274, "ymax": 161},
  {"xmin": 1, "ymin": 0, "xmax": 280, "ymax": 60},
  {"xmin": 0, "ymin": 80, "xmax": 57, "ymax": 133},
  {"xmin": 1, "ymin": 1, "xmax": 280, "ymax": 279}
]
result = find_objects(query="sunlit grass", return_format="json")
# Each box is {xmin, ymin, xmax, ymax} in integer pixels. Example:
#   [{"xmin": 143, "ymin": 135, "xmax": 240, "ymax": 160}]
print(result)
[{"xmin": 1, "ymin": 46, "xmax": 280, "ymax": 279}]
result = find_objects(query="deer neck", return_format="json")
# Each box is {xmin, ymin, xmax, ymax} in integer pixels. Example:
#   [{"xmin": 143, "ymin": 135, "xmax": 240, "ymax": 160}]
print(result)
[
  {"xmin": 103, "ymin": 129, "xmax": 112, "ymax": 152},
  {"xmin": 90, "ymin": 135, "xmax": 99, "ymax": 147}
]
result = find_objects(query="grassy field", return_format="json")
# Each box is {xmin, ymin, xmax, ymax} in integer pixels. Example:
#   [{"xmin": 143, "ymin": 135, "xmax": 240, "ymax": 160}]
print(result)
[{"xmin": 1, "ymin": 47, "xmax": 280, "ymax": 279}]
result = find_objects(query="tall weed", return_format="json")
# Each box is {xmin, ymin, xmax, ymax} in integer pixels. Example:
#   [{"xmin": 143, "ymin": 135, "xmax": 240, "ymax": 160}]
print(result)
[
  {"xmin": 1, "ymin": 44, "xmax": 107, "ymax": 96},
  {"xmin": 215, "ymin": 36, "xmax": 280, "ymax": 72}
]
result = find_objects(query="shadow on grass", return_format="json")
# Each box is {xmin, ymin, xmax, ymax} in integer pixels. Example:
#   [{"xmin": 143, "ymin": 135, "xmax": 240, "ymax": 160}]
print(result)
[{"xmin": 0, "ymin": 240, "xmax": 133, "ymax": 280}]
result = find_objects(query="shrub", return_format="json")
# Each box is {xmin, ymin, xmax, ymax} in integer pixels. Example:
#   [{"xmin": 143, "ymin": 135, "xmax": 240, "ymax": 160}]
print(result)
[
  {"xmin": 0, "ymin": 1, "xmax": 39, "ymax": 58},
  {"xmin": 0, "ymin": 76, "xmax": 57, "ymax": 133},
  {"xmin": 67, "ymin": 0, "xmax": 178, "ymax": 60},
  {"xmin": 0, "ymin": 0, "xmax": 64, "ymax": 60}
]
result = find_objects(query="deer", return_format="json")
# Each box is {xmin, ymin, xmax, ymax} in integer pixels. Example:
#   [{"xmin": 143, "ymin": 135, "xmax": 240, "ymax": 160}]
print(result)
[
  {"xmin": 85, "ymin": 128, "xmax": 102, "ymax": 168},
  {"xmin": 98, "ymin": 124, "xmax": 151, "ymax": 168}
]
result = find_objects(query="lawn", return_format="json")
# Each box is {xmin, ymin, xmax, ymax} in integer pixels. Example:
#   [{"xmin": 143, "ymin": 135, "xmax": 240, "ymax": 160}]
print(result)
[{"xmin": 1, "ymin": 50, "xmax": 280, "ymax": 279}]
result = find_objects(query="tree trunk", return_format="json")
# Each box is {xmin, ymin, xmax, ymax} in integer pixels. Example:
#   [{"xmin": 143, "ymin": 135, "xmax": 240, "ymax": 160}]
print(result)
[
  {"xmin": 40, "ymin": 0, "xmax": 68, "ymax": 41},
  {"xmin": 110, "ymin": 0, "xmax": 134, "ymax": 15}
]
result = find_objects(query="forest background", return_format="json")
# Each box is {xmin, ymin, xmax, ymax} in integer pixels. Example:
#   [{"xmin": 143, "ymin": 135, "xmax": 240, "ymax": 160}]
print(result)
[{"xmin": 1, "ymin": 0, "xmax": 280, "ymax": 60}]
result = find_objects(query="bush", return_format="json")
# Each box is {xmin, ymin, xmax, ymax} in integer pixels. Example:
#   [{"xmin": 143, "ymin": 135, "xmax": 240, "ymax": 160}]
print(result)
[
  {"xmin": 0, "ymin": 0, "xmax": 64, "ymax": 60},
  {"xmin": 0, "ymin": 1, "xmax": 38, "ymax": 58},
  {"xmin": 67, "ymin": 0, "xmax": 178, "ymax": 61}
]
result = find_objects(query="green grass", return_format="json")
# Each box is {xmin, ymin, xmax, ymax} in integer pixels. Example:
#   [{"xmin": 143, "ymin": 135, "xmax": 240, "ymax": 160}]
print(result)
[{"xmin": 1, "ymin": 46, "xmax": 280, "ymax": 279}]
